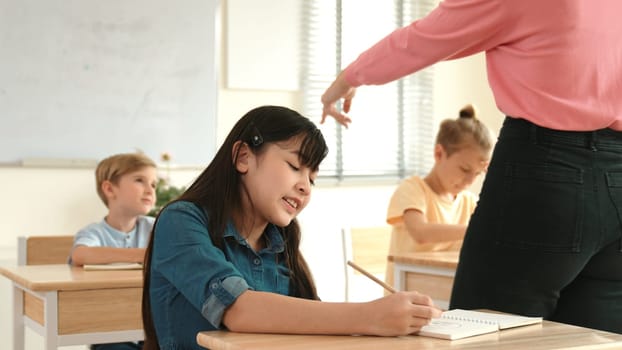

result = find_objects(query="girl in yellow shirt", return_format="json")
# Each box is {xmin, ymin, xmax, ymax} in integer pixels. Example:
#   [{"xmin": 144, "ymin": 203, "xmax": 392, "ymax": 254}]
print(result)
[{"xmin": 385, "ymin": 105, "xmax": 493, "ymax": 288}]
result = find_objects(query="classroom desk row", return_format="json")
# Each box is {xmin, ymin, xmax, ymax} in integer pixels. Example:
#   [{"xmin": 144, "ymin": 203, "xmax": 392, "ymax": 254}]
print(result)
[
  {"xmin": 0, "ymin": 264, "xmax": 142, "ymax": 350},
  {"xmin": 3, "ymin": 260, "xmax": 622, "ymax": 350},
  {"xmin": 197, "ymin": 323, "xmax": 622, "ymax": 350}
]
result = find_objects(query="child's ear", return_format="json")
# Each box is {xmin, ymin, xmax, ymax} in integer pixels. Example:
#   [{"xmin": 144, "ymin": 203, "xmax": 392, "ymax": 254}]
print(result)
[
  {"xmin": 233, "ymin": 140, "xmax": 252, "ymax": 173},
  {"xmin": 433, "ymin": 144, "xmax": 446, "ymax": 162},
  {"xmin": 101, "ymin": 180, "xmax": 115, "ymax": 201}
]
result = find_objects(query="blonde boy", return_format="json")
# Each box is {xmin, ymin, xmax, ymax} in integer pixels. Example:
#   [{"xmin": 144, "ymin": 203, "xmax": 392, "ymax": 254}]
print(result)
[{"xmin": 69, "ymin": 153, "xmax": 157, "ymax": 267}]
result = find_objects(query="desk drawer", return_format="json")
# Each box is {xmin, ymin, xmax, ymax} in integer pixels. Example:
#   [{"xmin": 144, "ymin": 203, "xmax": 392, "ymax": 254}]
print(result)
[
  {"xmin": 22, "ymin": 287, "xmax": 143, "ymax": 334},
  {"xmin": 405, "ymin": 272, "xmax": 454, "ymax": 302},
  {"xmin": 58, "ymin": 287, "xmax": 143, "ymax": 334}
]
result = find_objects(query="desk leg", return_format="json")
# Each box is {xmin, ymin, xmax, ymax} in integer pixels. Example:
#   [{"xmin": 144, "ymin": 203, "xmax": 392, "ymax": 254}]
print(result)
[
  {"xmin": 43, "ymin": 291, "xmax": 58, "ymax": 350},
  {"xmin": 12, "ymin": 285, "xmax": 24, "ymax": 350},
  {"xmin": 393, "ymin": 264, "xmax": 406, "ymax": 292}
]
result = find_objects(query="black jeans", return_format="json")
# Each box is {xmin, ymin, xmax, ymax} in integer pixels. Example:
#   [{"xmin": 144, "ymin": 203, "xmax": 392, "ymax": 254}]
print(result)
[
  {"xmin": 450, "ymin": 117, "xmax": 622, "ymax": 333},
  {"xmin": 91, "ymin": 341, "xmax": 143, "ymax": 350}
]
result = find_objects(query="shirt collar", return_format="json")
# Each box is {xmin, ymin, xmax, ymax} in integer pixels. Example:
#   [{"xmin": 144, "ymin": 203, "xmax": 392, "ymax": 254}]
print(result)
[
  {"xmin": 102, "ymin": 217, "xmax": 137, "ymax": 238},
  {"xmin": 223, "ymin": 221, "xmax": 285, "ymax": 253}
]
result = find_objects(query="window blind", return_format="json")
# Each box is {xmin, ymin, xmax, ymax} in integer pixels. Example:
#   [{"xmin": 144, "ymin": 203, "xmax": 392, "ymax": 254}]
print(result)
[{"xmin": 301, "ymin": 0, "xmax": 436, "ymax": 182}]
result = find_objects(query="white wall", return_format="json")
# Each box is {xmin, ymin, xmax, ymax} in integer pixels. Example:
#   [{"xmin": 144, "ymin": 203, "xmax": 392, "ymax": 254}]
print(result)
[{"xmin": 0, "ymin": 1, "xmax": 503, "ymax": 348}]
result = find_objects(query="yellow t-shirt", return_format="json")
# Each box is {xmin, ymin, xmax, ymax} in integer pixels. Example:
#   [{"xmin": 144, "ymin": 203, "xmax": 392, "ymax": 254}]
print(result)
[{"xmin": 385, "ymin": 176, "xmax": 477, "ymax": 288}]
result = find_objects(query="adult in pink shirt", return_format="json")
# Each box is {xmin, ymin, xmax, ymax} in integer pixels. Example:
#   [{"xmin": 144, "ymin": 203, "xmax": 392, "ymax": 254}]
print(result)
[{"xmin": 321, "ymin": 0, "xmax": 622, "ymax": 333}]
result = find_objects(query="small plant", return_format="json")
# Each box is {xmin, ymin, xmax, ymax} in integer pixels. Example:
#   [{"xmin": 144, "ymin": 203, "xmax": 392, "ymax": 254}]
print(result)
[{"xmin": 148, "ymin": 152, "xmax": 185, "ymax": 217}]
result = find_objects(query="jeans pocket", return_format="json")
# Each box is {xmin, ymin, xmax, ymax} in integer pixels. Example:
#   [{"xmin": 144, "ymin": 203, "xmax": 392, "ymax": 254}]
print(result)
[{"xmin": 496, "ymin": 162, "xmax": 584, "ymax": 252}]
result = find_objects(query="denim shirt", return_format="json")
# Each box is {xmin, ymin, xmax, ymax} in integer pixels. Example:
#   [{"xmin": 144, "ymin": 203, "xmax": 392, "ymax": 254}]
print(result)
[{"xmin": 149, "ymin": 201, "xmax": 289, "ymax": 350}]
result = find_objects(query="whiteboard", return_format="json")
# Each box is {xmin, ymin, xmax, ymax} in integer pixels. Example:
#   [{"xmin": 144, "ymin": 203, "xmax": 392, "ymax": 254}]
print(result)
[{"xmin": 0, "ymin": 0, "xmax": 220, "ymax": 166}]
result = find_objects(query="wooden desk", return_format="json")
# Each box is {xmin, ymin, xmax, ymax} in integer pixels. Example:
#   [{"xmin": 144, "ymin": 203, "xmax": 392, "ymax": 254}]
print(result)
[
  {"xmin": 197, "ymin": 321, "xmax": 622, "ymax": 350},
  {"xmin": 0, "ymin": 264, "xmax": 143, "ymax": 350},
  {"xmin": 389, "ymin": 251, "xmax": 458, "ymax": 310}
]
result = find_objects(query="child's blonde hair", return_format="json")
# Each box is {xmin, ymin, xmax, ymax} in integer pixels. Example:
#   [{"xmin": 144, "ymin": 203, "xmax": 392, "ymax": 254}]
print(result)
[
  {"xmin": 95, "ymin": 153, "xmax": 157, "ymax": 207},
  {"xmin": 436, "ymin": 104, "xmax": 494, "ymax": 156}
]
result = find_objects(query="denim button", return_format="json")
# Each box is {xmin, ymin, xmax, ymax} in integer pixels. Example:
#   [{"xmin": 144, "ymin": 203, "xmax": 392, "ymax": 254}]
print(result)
[
  {"xmin": 253, "ymin": 258, "xmax": 260, "ymax": 265},
  {"xmin": 211, "ymin": 282, "xmax": 218, "ymax": 289}
]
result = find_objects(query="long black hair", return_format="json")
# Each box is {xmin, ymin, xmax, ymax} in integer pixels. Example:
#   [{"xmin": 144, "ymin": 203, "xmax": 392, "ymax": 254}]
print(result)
[{"xmin": 142, "ymin": 106, "xmax": 328, "ymax": 350}]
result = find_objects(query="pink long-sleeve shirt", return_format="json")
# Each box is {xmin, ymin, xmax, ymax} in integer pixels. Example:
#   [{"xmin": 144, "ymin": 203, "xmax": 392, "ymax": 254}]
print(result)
[{"xmin": 344, "ymin": 0, "xmax": 622, "ymax": 131}]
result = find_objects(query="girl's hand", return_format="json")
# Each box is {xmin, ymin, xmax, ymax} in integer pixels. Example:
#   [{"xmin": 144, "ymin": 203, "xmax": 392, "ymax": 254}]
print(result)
[
  {"xmin": 362, "ymin": 291, "xmax": 443, "ymax": 336},
  {"xmin": 320, "ymin": 72, "xmax": 356, "ymax": 127}
]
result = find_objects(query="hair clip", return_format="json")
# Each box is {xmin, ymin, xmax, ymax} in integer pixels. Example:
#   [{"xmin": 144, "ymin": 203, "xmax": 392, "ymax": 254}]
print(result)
[
  {"xmin": 250, "ymin": 127, "xmax": 264, "ymax": 146},
  {"xmin": 242, "ymin": 122, "xmax": 264, "ymax": 147}
]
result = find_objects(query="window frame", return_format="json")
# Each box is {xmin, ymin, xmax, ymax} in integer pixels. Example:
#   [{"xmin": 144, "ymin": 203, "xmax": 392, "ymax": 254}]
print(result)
[{"xmin": 301, "ymin": 0, "xmax": 437, "ymax": 184}]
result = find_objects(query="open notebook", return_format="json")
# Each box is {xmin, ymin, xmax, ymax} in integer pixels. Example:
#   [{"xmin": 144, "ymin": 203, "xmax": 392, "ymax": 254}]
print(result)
[
  {"xmin": 417, "ymin": 309, "xmax": 543, "ymax": 340},
  {"xmin": 83, "ymin": 262, "xmax": 143, "ymax": 271}
]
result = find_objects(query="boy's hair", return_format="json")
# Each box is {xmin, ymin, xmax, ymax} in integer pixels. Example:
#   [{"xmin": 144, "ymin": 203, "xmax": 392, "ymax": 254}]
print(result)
[
  {"xmin": 95, "ymin": 153, "xmax": 157, "ymax": 207},
  {"xmin": 436, "ymin": 104, "xmax": 494, "ymax": 156}
]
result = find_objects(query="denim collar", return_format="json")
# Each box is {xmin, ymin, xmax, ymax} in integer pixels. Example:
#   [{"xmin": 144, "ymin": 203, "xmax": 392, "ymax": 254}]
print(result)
[{"xmin": 223, "ymin": 221, "xmax": 285, "ymax": 253}]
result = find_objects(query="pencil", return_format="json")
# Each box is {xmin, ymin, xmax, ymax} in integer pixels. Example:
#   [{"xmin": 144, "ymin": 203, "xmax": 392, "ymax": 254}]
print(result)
[{"xmin": 347, "ymin": 260, "xmax": 397, "ymax": 294}]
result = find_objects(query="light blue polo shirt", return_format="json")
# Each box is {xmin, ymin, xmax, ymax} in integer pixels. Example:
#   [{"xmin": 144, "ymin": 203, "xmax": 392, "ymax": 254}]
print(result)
[{"xmin": 68, "ymin": 215, "xmax": 154, "ymax": 264}]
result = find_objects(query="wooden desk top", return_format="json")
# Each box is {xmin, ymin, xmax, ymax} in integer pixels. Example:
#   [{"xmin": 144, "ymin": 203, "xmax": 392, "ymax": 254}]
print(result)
[
  {"xmin": 197, "ymin": 321, "xmax": 622, "ymax": 350},
  {"xmin": 388, "ymin": 251, "xmax": 459, "ymax": 269},
  {"xmin": 0, "ymin": 264, "xmax": 142, "ymax": 291}
]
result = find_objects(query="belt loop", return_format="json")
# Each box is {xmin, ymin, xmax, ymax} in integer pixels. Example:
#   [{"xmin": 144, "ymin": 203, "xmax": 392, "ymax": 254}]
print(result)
[{"xmin": 589, "ymin": 131, "xmax": 598, "ymax": 151}]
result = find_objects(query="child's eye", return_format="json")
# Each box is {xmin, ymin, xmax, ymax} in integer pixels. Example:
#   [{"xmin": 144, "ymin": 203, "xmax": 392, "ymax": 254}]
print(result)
[
  {"xmin": 309, "ymin": 178, "xmax": 316, "ymax": 186},
  {"xmin": 288, "ymin": 162, "xmax": 300, "ymax": 171}
]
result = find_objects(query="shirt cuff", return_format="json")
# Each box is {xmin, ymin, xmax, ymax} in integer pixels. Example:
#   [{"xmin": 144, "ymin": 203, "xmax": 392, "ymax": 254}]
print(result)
[{"xmin": 202, "ymin": 276, "xmax": 250, "ymax": 328}]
